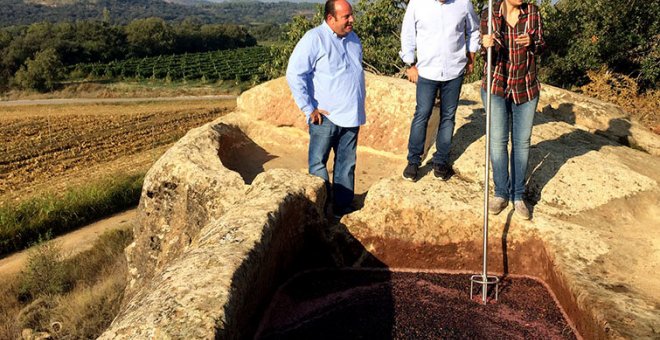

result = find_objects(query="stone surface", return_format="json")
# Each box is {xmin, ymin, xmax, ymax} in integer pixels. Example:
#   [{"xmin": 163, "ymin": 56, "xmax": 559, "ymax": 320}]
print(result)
[
  {"xmin": 237, "ymin": 73, "xmax": 417, "ymax": 155},
  {"xmin": 101, "ymin": 169, "xmax": 326, "ymax": 339},
  {"xmin": 124, "ymin": 122, "xmax": 248, "ymax": 297},
  {"xmin": 107, "ymin": 73, "xmax": 659, "ymax": 339}
]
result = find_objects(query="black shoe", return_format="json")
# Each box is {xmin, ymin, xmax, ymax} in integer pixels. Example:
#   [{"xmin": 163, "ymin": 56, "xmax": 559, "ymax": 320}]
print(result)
[
  {"xmin": 402, "ymin": 163, "xmax": 418, "ymax": 182},
  {"xmin": 332, "ymin": 206, "xmax": 357, "ymax": 220},
  {"xmin": 433, "ymin": 163, "xmax": 453, "ymax": 181}
]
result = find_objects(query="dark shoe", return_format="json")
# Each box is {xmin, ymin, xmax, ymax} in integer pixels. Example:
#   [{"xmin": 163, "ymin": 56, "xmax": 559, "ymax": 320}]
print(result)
[
  {"xmin": 488, "ymin": 197, "xmax": 508, "ymax": 215},
  {"xmin": 332, "ymin": 206, "xmax": 356, "ymax": 220},
  {"xmin": 402, "ymin": 163, "xmax": 419, "ymax": 182},
  {"xmin": 514, "ymin": 200, "xmax": 531, "ymax": 220},
  {"xmin": 432, "ymin": 163, "xmax": 453, "ymax": 181}
]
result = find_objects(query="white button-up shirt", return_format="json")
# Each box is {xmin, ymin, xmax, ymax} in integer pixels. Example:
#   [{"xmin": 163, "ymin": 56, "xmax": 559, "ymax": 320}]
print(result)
[
  {"xmin": 400, "ymin": 0, "xmax": 480, "ymax": 81},
  {"xmin": 286, "ymin": 22, "xmax": 366, "ymax": 128}
]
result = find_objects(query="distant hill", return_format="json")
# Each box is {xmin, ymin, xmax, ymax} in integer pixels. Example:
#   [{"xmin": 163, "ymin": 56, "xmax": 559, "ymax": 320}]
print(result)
[{"xmin": 0, "ymin": 0, "xmax": 319, "ymax": 26}]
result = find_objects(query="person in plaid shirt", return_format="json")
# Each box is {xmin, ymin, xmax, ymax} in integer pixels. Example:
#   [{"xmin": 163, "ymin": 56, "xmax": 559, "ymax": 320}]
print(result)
[{"xmin": 480, "ymin": 0, "xmax": 545, "ymax": 219}]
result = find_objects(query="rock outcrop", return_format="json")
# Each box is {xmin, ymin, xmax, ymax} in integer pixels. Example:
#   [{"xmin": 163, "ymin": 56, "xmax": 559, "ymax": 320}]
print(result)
[
  {"xmin": 103, "ymin": 74, "xmax": 660, "ymax": 339},
  {"xmin": 103, "ymin": 167, "xmax": 327, "ymax": 339},
  {"xmin": 124, "ymin": 123, "xmax": 247, "ymax": 296}
]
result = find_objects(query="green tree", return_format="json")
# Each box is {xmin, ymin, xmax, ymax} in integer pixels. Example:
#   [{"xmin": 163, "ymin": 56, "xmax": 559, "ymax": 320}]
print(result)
[
  {"xmin": 353, "ymin": 0, "xmax": 406, "ymax": 75},
  {"xmin": 125, "ymin": 17, "xmax": 175, "ymax": 58},
  {"xmin": 262, "ymin": 11, "xmax": 321, "ymax": 79},
  {"xmin": 13, "ymin": 47, "xmax": 64, "ymax": 92},
  {"xmin": 541, "ymin": 0, "xmax": 659, "ymax": 91}
]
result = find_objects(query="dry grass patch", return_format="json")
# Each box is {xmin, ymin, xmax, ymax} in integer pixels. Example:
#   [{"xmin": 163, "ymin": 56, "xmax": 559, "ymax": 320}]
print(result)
[
  {"xmin": 0, "ymin": 173, "xmax": 142, "ymax": 256},
  {"xmin": 0, "ymin": 228, "xmax": 132, "ymax": 339},
  {"xmin": 2, "ymin": 79, "xmax": 247, "ymax": 100},
  {"xmin": 580, "ymin": 69, "xmax": 660, "ymax": 133}
]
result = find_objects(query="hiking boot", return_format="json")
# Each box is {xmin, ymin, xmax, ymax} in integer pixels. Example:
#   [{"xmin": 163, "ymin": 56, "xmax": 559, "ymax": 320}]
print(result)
[
  {"xmin": 402, "ymin": 163, "xmax": 419, "ymax": 182},
  {"xmin": 432, "ymin": 163, "xmax": 453, "ymax": 181},
  {"xmin": 514, "ymin": 200, "xmax": 531, "ymax": 220},
  {"xmin": 488, "ymin": 197, "xmax": 508, "ymax": 215}
]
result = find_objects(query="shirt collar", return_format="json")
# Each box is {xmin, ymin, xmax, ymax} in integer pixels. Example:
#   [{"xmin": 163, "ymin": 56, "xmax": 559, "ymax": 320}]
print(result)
[
  {"xmin": 322, "ymin": 21, "xmax": 347, "ymax": 39},
  {"xmin": 493, "ymin": 1, "xmax": 529, "ymax": 17}
]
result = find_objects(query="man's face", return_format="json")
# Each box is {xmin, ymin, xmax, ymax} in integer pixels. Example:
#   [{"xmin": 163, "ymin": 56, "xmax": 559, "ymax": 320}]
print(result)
[{"xmin": 327, "ymin": 1, "xmax": 354, "ymax": 37}]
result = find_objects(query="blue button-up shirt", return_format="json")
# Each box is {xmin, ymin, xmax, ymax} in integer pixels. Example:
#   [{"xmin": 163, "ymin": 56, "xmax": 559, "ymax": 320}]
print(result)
[
  {"xmin": 400, "ymin": 0, "xmax": 480, "ymax": 81},
  {"xmin": 286, "ymin": 22, "xmax": 366, "ymax": 128}
]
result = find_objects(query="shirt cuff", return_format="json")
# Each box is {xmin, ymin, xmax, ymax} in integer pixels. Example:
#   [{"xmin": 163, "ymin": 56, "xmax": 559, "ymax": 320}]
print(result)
[
  {"xmin": 301, "ymin": 105, "xmax": 314, "ymax": 116},
  {"xmin": 399, "ymin": 51, "xmax": 415, "ymax": 65}
]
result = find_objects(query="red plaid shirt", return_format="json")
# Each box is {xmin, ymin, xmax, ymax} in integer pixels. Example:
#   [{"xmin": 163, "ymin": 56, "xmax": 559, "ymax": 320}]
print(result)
[{"xmin": 480, "ymin": 1, "xmax": 545, "ymax": 104}]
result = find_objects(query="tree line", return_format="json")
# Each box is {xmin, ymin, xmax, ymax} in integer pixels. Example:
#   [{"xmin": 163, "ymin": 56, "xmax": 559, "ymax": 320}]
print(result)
[
  {"xmin": 267, "ymin": 0, "xmax": 659, "ymax": 93},
  {"xmin": 0, "ymin": 18, "xmax": 258, "ymax": 91}
]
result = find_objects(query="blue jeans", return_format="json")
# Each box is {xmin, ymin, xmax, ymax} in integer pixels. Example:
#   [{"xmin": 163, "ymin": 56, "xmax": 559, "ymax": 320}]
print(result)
[
  {"xmin": 407, "ymin": 75, "xmax": 464, "ymax": 165},
  {"xmin": 481, "ymin": 89, "xmax": 539, "ymax": 201},
  {"xmin": 308, "ymin": 118, "xmax": 359, "ymax": 213}
]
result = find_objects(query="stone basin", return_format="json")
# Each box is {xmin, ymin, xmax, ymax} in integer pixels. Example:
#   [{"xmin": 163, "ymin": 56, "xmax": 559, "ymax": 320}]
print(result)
[
  {"xmin": 100, "ymin": 74, "xmax": 660, "ymax": 339},
  {"xmin": 256, "ymin": 269, "xmax": 579, "ymax": 339}
]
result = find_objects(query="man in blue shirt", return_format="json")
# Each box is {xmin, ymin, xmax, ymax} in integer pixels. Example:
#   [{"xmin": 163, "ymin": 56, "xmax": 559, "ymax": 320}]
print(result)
[
  {"xmin": 286, "ymin": 0, "xmax": 365, "ymax": 218},
  {"xmin": 400, "ymin": 0, "xmax": 480, "ymax": 181}
]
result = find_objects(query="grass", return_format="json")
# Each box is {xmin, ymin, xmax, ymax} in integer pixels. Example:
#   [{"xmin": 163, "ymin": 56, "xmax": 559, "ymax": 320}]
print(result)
[
  {"xmin": 0, "ymin": 173, "xmax": 144, "ymax": 257},
  {"xmin": 0, "ymin": 227, "xmax": 133, "ymax": 339},
  {"xmin": 1, "ymin": 77, "xmax": 254, "ymax": 100}
]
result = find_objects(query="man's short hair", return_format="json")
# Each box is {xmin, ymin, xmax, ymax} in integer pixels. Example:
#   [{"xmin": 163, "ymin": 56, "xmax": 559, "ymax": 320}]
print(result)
[{"xmin": 324, "ymin": 0, "xmax": 338, "ymax": 19}]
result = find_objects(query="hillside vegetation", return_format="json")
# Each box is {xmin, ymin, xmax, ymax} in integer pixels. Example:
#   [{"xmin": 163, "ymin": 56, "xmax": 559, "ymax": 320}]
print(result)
[
  {"xmin": 0, "ymin": 18, "xmax": 257, "ymax": 91},
  {"xmin": 0, "ymin": 0, "xmax": 317, "ymax": 26},
  {"xmin": 70, "ymin": 46, "xmax": 273, "ymax": 83}
]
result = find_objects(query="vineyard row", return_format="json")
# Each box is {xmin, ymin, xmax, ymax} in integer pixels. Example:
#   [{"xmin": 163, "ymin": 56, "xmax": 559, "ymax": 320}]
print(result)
[{"xmin": 69, "ymin": 46, "xmax": 274, "ymax": 82}]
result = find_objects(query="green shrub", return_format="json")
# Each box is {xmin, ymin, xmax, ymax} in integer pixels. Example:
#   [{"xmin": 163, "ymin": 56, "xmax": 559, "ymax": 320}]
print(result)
[
  {"xmin": 13, "ymin": 48, "xmax": 64, "ymax": 92},
  {"xmin": 17, "ymin": 242, "xmax": 72, "ymax": 301}
]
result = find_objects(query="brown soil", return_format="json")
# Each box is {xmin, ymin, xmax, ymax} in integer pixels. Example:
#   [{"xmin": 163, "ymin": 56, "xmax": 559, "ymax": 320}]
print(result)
[
  {"xmin": 256, "ymin": 269, "xmax": 578, "ymax": 339},
  {"xmin": 0, "ymin": 98, "xmax": 236, "ymax": 202}
]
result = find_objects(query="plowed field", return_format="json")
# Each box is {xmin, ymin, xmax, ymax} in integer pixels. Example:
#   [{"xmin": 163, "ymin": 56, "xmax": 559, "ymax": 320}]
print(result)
[{"xmin": 0, "ymin": 99, "xmax": 235, "ymax": 203}]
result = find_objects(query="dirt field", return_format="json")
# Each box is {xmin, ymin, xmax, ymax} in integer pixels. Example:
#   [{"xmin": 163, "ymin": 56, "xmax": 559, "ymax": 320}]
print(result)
[{"xmin": 0, "ymin": 98, "xmax": 236, "ymax": 203}]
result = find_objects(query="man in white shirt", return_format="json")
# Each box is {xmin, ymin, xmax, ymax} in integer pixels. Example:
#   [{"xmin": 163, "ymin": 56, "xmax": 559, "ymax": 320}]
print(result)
[{"xmin": 400, "ymin": 0, "xmax": 480, "ymax": 181}]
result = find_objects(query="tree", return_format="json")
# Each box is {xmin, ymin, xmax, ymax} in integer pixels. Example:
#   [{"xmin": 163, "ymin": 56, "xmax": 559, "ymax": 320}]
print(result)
[
  {"xmin": 13, "ymin": 48, "xmax": 64, "ymax": 92},
  {"xmin": 353, "ymin": 0, "xmax": 406, "ymax": 75},
  {"xmin": 262, "ymin": 11, "xmax": 321, "ymax": 79},
  {"xmin": 125, "ymin": 17, "xmax": 175, "ymax": 58},
  {"xmin": 263, "ymin": 0, "xmax": 487, "ymax": 79},
  {"xmin": 541, "ymin": 0, "xmax": 659, "ymax": 91}
]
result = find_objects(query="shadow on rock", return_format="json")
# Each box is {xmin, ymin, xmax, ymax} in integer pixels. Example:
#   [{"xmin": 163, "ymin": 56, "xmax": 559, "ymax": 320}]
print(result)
[
  {"xmin": 253, "ymin": 221, "xmax": 393, "ymax": 339},
  {"xmin": 450, "ymin": 108, "xmax": 486, "ymax": 164},
  {"xmin": 526, "ymin": 106, "xmax": 630, "ymax": 205},
  {"xmin": 213, "ymin": 123, "xmax": 277, "ymax": 184}
]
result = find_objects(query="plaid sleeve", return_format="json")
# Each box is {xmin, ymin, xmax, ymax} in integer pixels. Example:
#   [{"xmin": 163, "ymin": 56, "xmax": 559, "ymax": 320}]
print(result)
[
  {"xmin": 480, "ymin": 8, "xmax": 503, "ymax": 56},
  {"xmin": 527, "ymin": 5, "xmax": 546, "ymax": 55}
]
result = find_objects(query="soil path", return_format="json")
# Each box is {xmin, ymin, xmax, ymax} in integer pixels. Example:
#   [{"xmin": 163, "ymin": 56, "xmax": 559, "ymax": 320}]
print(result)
[
  {"xmin": 0, "ymin": 95, "xmax": 237, "ymax": 106},
  {"xmin": 0, "ymin": 209, "xmax": 136, "ymax": 277}
]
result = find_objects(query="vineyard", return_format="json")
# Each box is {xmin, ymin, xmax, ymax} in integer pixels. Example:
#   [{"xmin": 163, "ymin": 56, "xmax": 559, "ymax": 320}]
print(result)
[{"xmin": 70, "ymin": 46, "xmax": 274, "ymax": 82}]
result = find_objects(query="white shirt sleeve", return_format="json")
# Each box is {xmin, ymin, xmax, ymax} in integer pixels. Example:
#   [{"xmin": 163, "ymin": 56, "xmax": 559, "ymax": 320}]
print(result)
[
  {"xmin": 285, "ymin": 31, "xmax": 319, "ymax": 117},
  {"xmin": 465, "ymin": 0, "xmax": 481, "ymax": 53},
  {"xmin": 399, "ymin": 0, "xmax": 417, "ymax": 65}
]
